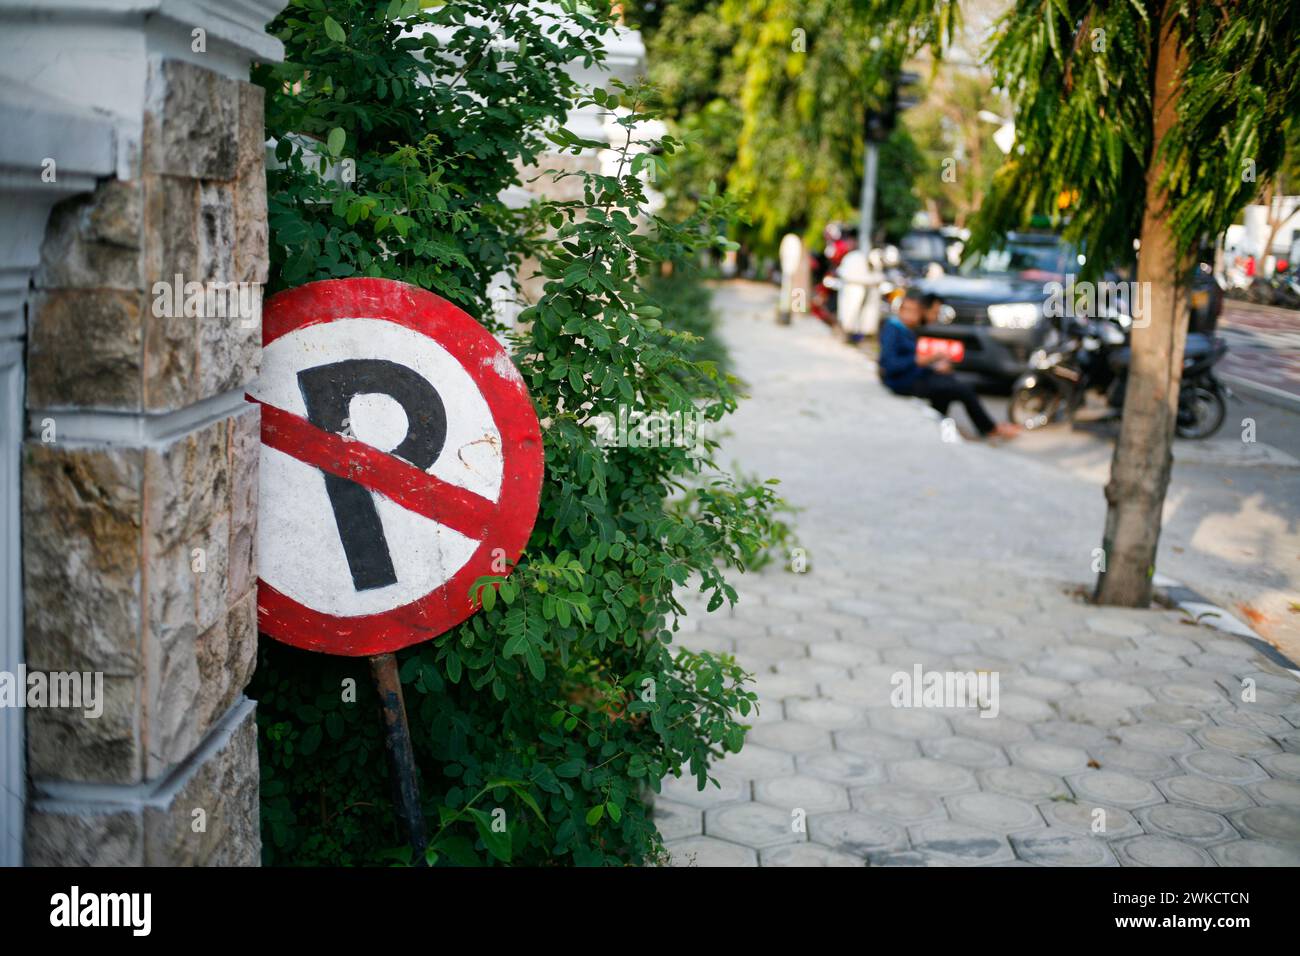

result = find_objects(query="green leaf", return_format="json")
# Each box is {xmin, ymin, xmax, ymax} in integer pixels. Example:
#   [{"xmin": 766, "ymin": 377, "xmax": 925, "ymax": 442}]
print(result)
[
  {"xmin": 323, "ymin": 16, "xmax": 346, "ymax": 44},
  {"xmin": 327, "ymin": 127, "xmax": 345, "ymax": 157},
  {"xmin": 585, "ymin": 804, "xmax": 605, "ymax": 825}
]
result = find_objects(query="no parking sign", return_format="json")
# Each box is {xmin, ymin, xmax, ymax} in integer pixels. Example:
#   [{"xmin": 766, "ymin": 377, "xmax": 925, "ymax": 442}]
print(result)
[{"xmin": 247, "ymin": 278, "xmax": 544, "ymax": 656}]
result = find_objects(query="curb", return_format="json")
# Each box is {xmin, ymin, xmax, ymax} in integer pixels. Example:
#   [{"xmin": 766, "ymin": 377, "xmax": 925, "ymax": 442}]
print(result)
[
  {"xmin": 1151, "ymin": 573, "xmax": 1300, "ymax": 679},
  {"xmin": 1220, "ymin": 372, "xmax": 1300, "ymax": 414}
]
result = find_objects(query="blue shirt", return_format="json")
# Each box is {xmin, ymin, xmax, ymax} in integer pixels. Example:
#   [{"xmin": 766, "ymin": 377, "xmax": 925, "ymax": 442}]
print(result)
[{"xmin": 879, "ymin": 317, "xmax": 928, "ymax": 392}]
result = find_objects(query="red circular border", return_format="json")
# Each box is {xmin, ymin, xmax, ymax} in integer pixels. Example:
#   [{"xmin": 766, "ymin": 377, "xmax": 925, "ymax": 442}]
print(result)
[{"xmin": 252, "ymin": 278, "xmax": 544, "ymax": 656}]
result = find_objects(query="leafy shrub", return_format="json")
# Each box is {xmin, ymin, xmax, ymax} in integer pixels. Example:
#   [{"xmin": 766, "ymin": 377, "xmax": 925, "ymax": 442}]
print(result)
[{"xmin": 251, "ymin": 0, "xmax": 787, "ymax": 866}]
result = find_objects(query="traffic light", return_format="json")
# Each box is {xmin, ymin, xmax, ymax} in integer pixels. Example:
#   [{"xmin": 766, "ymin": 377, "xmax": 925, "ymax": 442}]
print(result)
[{"xmin": 864, "ymin": 71, "xmax": 922, "ymax": 143}]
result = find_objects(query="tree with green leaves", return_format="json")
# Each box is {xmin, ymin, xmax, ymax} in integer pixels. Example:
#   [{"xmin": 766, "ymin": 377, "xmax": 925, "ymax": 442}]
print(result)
[
  {"xmin": 631, "ymin": 0, "xmax": 926, "ymax": 254},
  {"xmin": 859, "ymin": 0, "xmax": 1300, "ymax": 606}
]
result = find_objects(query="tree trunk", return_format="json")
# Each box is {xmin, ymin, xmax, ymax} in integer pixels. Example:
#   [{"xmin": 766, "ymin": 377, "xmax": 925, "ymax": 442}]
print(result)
[{"xmin": 1094, "ymin": 5, "xmax": 1191, "ymax": 607}]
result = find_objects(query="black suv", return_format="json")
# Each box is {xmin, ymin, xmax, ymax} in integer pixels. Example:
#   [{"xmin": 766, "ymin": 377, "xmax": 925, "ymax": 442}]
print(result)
[{"xmin": 910, "ymin": 232, "xmax": 1223, "ymax": 386}]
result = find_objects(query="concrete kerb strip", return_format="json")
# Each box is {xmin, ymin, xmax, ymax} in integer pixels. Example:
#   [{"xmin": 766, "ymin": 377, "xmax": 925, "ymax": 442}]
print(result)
[
  {"xmin": 1220, "ymin": 372, "xmax": 1300, "ymax": 414},
  {"xmin": 1152, "ymin": 572, "xmax": 1300, "ymax": 680}
]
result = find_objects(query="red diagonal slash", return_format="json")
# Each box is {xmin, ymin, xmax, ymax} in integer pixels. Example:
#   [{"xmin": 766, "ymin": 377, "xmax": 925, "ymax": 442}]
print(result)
[{"xmin": 257, "ymin": 400, "xmax": 497, "ymax": 540}]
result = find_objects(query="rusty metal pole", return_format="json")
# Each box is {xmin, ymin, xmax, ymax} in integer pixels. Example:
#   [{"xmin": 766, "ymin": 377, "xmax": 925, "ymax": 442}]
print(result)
[{"xmin": 369, "ymin": 652, "xmax": 428, "ymax": 864}]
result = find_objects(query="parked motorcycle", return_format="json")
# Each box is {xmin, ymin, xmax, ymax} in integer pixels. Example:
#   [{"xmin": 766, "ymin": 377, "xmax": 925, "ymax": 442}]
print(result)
[{"xmin": 1009, "ymin": 317, "xmax": 1230, "ymax": 439}]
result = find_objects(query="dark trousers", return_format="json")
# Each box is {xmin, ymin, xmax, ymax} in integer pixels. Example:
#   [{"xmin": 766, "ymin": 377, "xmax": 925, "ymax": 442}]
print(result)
[{"xmin": 906, "ymin": 373, "xmax": 997, "ymax": 435}]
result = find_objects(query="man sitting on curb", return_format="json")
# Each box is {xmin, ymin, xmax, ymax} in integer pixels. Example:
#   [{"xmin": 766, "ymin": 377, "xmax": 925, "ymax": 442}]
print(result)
[{"xmin": 879, "ymin": 290, "xmax": 1021, "ymax": 440}]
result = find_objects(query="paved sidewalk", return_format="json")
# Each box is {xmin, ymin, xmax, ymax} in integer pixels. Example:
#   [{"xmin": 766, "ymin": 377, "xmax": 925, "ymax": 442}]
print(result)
[{"xmin": 658, "ymin": 282, "xmax": 1300, "ymax": 867}]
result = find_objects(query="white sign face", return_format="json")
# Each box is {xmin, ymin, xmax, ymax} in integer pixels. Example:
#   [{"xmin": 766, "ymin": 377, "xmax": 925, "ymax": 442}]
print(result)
[{"xmin": 249, "ymin": 317, "xmax": 504, "ymax": 618}]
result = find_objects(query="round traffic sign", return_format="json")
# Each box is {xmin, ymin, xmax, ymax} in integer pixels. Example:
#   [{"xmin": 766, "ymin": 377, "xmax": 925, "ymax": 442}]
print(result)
[{"xmin": 248, "ymin": 278, "xmax": 543, "ymax": 656}]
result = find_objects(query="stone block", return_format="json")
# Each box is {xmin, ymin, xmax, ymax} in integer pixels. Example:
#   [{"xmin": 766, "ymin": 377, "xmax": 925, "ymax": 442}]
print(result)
[
  {"xmin": 144, "ymin": 700, "xmax": 260, "ymax": 865},
  {"xmin": 147, "ymin": 59, "xmax": 240, "ymax": 180},
  {"xmin": 25, "ymin": 805, "xmax": 144, "ymax": 866},
  {"xmin": 23, "ymin": 441, "xmax": 143, "ymax": 675},
  {"xmin": 27, "ymin": 290, "xmax": 144, "ymax": 409},
  {"xmin": 144, "ymin": 416, "xmax": 229, "ymax": 559},
  {"xmin": 35, "ymin": 180, "xmax": 144, "ymax": 291},
  {"xmin": 25, "ymin": 675, "xmax": 141, "ymax": 785},
  {"xmin": 234, "ymin": 82, "xmax": 270, "ymax": 286}
]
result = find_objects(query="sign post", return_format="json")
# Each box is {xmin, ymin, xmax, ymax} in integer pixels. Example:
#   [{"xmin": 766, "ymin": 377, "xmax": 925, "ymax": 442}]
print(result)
[{"xmin": 249, "ymin": 278, "xmax": 544, "ymax": 860}]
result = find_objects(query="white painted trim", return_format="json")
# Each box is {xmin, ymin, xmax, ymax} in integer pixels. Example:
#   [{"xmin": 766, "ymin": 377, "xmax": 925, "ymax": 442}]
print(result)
[
  {"xmin": 27, "ymin": 387, "xmax": 254, "ymax": 448},
  {"xmin": 0, "ymin": 341, "xmax": 24, "ymax": 866}
]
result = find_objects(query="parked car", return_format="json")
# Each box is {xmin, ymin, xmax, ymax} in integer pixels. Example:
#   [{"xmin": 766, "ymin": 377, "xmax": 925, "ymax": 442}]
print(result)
[{"xmin": 907, "ymin": 232, "xmax": 1224, "ymax": 387}]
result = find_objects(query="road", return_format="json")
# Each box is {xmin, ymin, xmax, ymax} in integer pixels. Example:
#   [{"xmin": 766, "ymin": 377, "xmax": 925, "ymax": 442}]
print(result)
[{"xmin": 1218, "ymin": 300, "xmax": 1300, "ymax": 407}]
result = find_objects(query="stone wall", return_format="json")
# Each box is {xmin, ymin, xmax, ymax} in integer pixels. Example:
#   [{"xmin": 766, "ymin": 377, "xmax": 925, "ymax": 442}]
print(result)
[{"xmin": 2, "ymin": 1, "xmax": 288, "ymax": 866}]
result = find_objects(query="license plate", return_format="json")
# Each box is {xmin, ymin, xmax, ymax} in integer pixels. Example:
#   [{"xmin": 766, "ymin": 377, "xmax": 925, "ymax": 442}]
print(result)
[{"xmin": 917, "ymin": 337, "xmax": 965, "ymax": 363}]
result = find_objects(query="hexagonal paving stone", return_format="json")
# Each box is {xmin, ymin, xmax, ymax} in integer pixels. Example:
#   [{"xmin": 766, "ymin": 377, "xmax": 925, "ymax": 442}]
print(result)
[
  {"xmin": 705, "ymin": 802, "xmax": 806, "ymax": 849},
  {"xmin": 748, "ymin": 721, "xmax": 833, "ymax": 754},
  {"xmin": 1154, "ymin": 682, "xmax": 1230, "ymax": 709},
  {"xmin": 1056, "ymin": 697, "xmax": 1136, "ymax": 728},
  {"xmin": 657, "ymin": 772, "xmax": 749, "ymax": 808},
  {"xmin": 949, "ymin": 713, "xmax": 1034, "ymax": 745},
  {"xmin": 1156, "ymin": 775, "xmax": 1254, "ymax": 813},
  {"xmin": 1134, "ymin": 804, "xmax": 1237, "ymax": 845},
  {"xmin": 1176, "ymin": 750, "xmax": 1268, "ymax": 785},
  {"xmin": 922, "ymin": 736, "xmax": 1008, "ymax": 769},
  {"xmin": 1114, "ymin": 650, "xmax": 1187, "ymax": 671},
  {"xmin": 1067, "ymin": 771, "xmax": 1164, "ymax": 810},
  {"xmin": 760, "ymin": 843, "xmax": 865, "ymax": 867},
  {"xmin": 1133, "ymin": 703, "xmax": 1212, "ymax": 729},
  {"xmin": 1085, "ymin": 614, "xmax": 1150, "ymax": 638},
  {"xmin": 653, "ymin": 799, "xmax": 703, "ymax": 842},
  {"xmin": 1087, "ymin": 744, "xmax": 1178, "ymax": 780},
  {"xmin": 809, "ymin": 642, "xmax": 880, "ymax": 668},
  {"xmin": 1113, "ymin": 835, "xmax": 1215, "ymax": 866},
  {"xmin": 1074, "ymin": 679, "xmax": 1156, "ymax": 707},
  {"xmin": 1211, "ymin": 840, "xmax": 1300, "ymax": 867},
  {"xmin": 1212, "ymin": 708, "xmax": 1293, "ymax": 737},
  {"xmin": 752, "ymin": 673, "xmax": 819, "ymax": 700},
  {"xmin": 909, "ymin": 821, "xmax": 1015, "ymax": 866},
  {"xmin": 776, "ymin": 659, "xmax": 852, "ymax": 683},
  {"xmin": 713, "ymin": 743, "xmax": 797, "ymax": 779},
  {"xmin": 888, "ymin": 758, "xmax": 978, "ymax": 794},
  {"xmin": 785, "ymin": 697, "xmax": 863, "ymax": 730},
  {"xmin": 945, "ymin": 792, "xmax": 1043, "ymax": 832},
  {"xmin": 1007, "ymin": 741, "xmax": 1091, "ymax": 775},
  {"xmin": 1237, "ymin": 780, "xmax": 1300, "ymax": 806},
  {"xmin": 820, "ymin": 678, "xmax": 889, "ymax": 706},
  {"xmin": 981, "ymin": 766, "xmax": 1071, "ymax": 802},
  {"xmin": 1256, "ymin": 752, "xmax": 1300, "ymax": 780},
  {"xmin": 754, "ymin": 774, "xmax": 851, "ymax": 814},
  {"xmin": 798, "ymin": 750, "xmax": 885, "ymax": 787},
  {"xmin": 866, "ymin": 706, "xmax": 953, "ymax": 740},
  {"xmin": 991, "ymin": 694, "xmax": 1056, "ymax": 723},
  {"xmin": 849, "ymin": 784, "xmax": 949, "ymax": 824},
  {"xmin": 1194, "ymin": 725, "xmax": 1281, "ymax": 757},
  {"xmin": 1227, "ymin": 805, "xmax": 1300, "ymax": 843},
  {"xmin": 1032, "ymin": 720, "xmax": 1109, "ymax": 749},
  {"xmin": 764, "ymin": 592, "xmax": 832, "ymax": 613},
  {"xmin": 666, "ymin": 835, "xmax": 759, "ymax": 867},
  {"xmin": 1011, "ymin": 830, "xmax": 1119, "ymax": 866},
  {"xmin": 835, "ymin": 728, "xmax": 921, "ymax": 761},
  {"xmin": 1116, "ymin": 723, "xmax": 1200, "ymax": 755},
  {"xmin": 807, "ymin": 811, "xmax": 909, "ymax": 857},
  {"xmin": 1002, "ymin": 675, "xmax": 1074, "ymax": 702},
  {"xmin": 1037, "ymin": 800, "xmax": 1143, "ymax": 839}
]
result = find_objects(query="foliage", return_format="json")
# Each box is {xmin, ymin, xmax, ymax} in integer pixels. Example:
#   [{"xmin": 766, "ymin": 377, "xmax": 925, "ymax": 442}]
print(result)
[
  {"xmin": 903, "ymin": 70, "xmax": 1007, "ymax": 228},
  {"xmin": 252, "ymin": 0, "xmax": 787, "ymax": 866},
  {"xmin": 633, "ymin": 0, "xmax": 928, "ymax": 254},
  {"xmin": 944, "ymin": 0, "xmax": 1300, "ymax": 277},
  {"xmin": 645, "ymin": 270, "xmax": 730, "ymax": 373}
]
